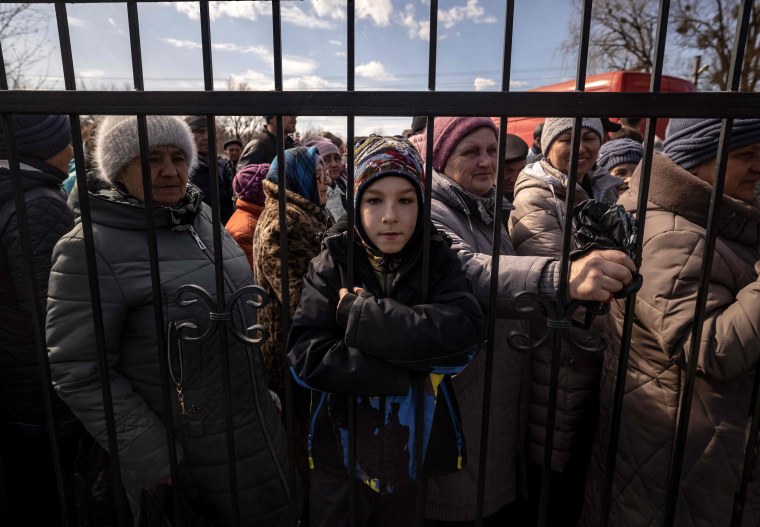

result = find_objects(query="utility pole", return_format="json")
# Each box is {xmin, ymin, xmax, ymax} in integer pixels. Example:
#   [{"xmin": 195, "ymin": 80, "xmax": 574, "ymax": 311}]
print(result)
[{"xmin": 692, "ymin": 55, "xmax": 709, "ymax": 89}]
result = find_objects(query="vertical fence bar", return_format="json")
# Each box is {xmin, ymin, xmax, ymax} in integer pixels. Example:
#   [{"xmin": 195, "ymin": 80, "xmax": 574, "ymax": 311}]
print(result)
[
  {"xmin": 537, "ymin": 1, "xmax": 592, "ymax": 525},
  {"xmin": 345, "ymin": 0, "xmax": 357, "ymax": 525},
  {"xmin": 198, "ymin": 3, "xmax": 242, "ymax": 525},
  {"xmin": 270, "ymin": 2, "xmax": 298, "ymax": 524},
  {"xmin": 124, "ymin": 5, "xmax": 185, "ymax": 524},
  {"xmin": 599, "ymin": 1, "xmax": 670, "ymax": 526},
  {"xmin": 52, "ymin": 3, "xmax": 130, "ymax": 525},
  {"xmin": 413, "ymin": 1, "xmax": 438, "ymax": 524},
  {"xmin": 474, "ymin": 1, "xmax": 514, "ymax": 525},
  {"xmin": 664, "ymin": 2, "xmax": 751, "ymax": 523},
  {"xmin": 728, "ymin": 3, "xmax": 759, "ymax": 524}
]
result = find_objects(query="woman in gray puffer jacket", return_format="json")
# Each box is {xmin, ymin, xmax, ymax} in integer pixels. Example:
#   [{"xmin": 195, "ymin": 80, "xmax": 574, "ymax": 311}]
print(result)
[
  {"xmin": 46, "ymin": 115, "xmax": 294, "ymax": 526},
  {"xmin": 508, "ymin": 118, "xmax": 624, "ymax": 524}
]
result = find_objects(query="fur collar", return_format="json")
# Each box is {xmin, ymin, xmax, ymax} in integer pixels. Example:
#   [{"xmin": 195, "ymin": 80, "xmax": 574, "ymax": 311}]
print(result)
[{"xmin": 628, "ymin": 153, "xmax": 760, "ymax": 245}]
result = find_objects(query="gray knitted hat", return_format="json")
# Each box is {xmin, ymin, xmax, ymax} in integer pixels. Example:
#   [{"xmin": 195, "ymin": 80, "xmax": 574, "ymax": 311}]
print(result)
[
  {"xmin": 597, "ymin": 138, "xmax": 643, "ymax": 170},
  {"xmin": 0, "ymin": 114, "xmax": 72, "ymax": 160},
  {"xmin": 541, "ymin": 118, "xmax": 604, "ymax": 157},
  {"xmin": 662, "ymin": 118, "xmax": 760, "ymax": 169},
  {"xmin": 95, "ymin": 115, "xmax": 197, "ymax": 184}
]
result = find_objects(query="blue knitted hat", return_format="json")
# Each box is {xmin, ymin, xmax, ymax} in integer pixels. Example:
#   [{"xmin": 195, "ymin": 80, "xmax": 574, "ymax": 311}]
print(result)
[
  {"xmin": 662, "ymin": 118, "xmax": 760, "ymax": 169},
  {"xmin": 0, "ymin": 114, "xmax": 72, "ymax": 160},
  {"xmin": 597, "ymin": 138, "xmax": 644, "ymax": 170}
]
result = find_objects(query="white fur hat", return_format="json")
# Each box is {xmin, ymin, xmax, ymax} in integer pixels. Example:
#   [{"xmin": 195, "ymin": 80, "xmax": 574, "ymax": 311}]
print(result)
[{"xmin": 95, "ymin": 115, "xmax": 198, "ymax": 184}]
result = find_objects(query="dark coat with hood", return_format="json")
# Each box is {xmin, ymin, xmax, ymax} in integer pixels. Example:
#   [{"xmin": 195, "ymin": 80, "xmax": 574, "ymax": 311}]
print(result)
[
  {"xmin": 46, "ymin": 177, "xmax": 294, "ymax": 526},
  {"xmin": 287, "ymin": 218, "xmax": 485, "ymax": 493},
  {"xmin": 237, "ymin": 129, "xmax": 296, "ymax": 173},
  {"xmin": 508, "ymin": 159, "xmax": 623, "ymax": 472},
  {"xmin": 191, "ymin": 156, "xmax": 234, "ymax": 224},
  {"xmin": 0, "ymin": 158, "xmax": 74, "ymax": 429},
  {"xmin": 581, "ymin": 154, "xmax": 760, "ymax": 527}
]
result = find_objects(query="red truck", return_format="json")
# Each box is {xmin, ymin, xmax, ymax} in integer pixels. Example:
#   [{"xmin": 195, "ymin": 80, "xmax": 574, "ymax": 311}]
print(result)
[{"xmin": 494, "ymin": 71, "xmax": 696, "ymax": 145}]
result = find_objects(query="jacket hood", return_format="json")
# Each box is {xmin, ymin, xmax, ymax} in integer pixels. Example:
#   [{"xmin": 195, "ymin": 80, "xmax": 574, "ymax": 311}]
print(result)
[
  {"xmin": 430, "ymin": 169, "xmax": 512, "ymax": 225},
  {"xmin": 625, "ymin": 153, "xmax": 760, "ymax": 245},
  {"xmin": 0, "ymin": 159, "xmax": 67, "ymax": 203},
  {"xmin": 68, "ymin": 171, "xmax": 204, "ymax": 230},
  {"xmin": 516, "ymin": 159, "xmax": 623, "ymax": 204}
]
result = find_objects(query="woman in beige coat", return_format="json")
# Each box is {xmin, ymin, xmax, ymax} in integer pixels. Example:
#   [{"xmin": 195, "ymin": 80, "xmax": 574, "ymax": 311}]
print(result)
[
  {"xmin": 508, "ymin": 118, "xmax": 624, "ymax": 524},
  {"xmin": 582, "ymin": 118, "xmax": 760, "ymax": 526}
]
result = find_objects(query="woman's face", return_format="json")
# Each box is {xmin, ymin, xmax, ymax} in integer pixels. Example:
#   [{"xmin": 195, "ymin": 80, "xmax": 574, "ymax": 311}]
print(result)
[
  {"xmin": 693, "ymin": 143, "xmax": 760, "ymax": 202},
  {"xmin": 117, "ymin": 145, "xmax": 189, "ymax": 207},
  {"xmin": 443, "ymin": 127, "xmax": 498, "ymax": 196},
  {"xmin": 322, "ymin": 152, "xmax": 342, "ymax": 183},
  {"xmin": 315, "ymin": 159, "xmax": 329, "ymax": 206},
  {"xmin": 546, "ymin": 128, "xmax": 601, "ymax": 180}
]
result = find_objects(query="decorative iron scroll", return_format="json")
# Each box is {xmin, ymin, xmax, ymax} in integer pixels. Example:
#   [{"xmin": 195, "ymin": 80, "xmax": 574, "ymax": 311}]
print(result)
[
  {"xmin": 506, "ymin": 291, "xmax": 605, "ymax": 355},
  {"xmin": 174, "ymin": 284, "xmax": 269, "ymax": 346}
]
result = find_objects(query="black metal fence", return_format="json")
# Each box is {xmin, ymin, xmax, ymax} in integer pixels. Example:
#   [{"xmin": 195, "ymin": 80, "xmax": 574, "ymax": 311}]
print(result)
[{"xmin": 1, "ymin": 1, "xmax": 759, "ymax": 526}]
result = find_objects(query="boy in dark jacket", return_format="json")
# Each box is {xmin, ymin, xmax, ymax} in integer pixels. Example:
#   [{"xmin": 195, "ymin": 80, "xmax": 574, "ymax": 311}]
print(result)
[{"xmin": 287, "ymin": 135, "xmax": 485, "ymax": 526}]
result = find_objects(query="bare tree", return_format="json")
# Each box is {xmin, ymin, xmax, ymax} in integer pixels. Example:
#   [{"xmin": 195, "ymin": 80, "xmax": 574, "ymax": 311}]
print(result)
[
  {"xmin": 217, "ymin": 77, "xmax": 260, "ymax": 146},
  {"xmin": 674, "ymin": 0, "xmax": 760, "ymax": 91},
  {"xmin": 1, "ymin": 4, "xmax": 52, "ymax": 89},
  {"xmin": 560, "ymin": 0, "xmax": 760, "ymax": 91}
]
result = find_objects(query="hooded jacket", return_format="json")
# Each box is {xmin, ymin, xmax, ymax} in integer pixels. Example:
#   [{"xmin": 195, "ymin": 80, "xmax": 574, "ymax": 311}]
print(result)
[
  {"xmin": 46, "ymin": 177, "xmax": 294, "ymax": 526},
  {"xmin": 508, "ymin": 159, "xmax": 623, "ymax": 472},
  {"xmin": 225, "ymin": 199, "xmax": 263, "ymax": 266},
  {"xmin": 287, "ymin": 218, "xmax": 485, "ymax": 493},
  {"xmin": 425, "ymin": 169, "xmax": 560, "ymax": 521},
  {"xmin": 581, "ymin": 154, "xmax": 760, "ymax": 527},
  {"xmin": 0, "ymin": 159, "xmax": 74, "ymax": 429}
]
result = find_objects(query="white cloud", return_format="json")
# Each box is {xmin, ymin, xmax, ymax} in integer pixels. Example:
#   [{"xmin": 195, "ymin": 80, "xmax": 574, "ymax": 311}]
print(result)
[
  {"xmin": 161, "ymin": 2, "xmax": 270, "ymax": 21},
  {"xmin": 284, "ymin": 75, "xmax": 343, "ymax": 90},
  {"xmin": 329, "ymin": 39, "xmax": 342, "ymax": 46},
  {"xmin": 398, "ymin": 4, "xmax": 429, "ymax": 41},
  {"xmin": 229, "ymin": 70, "xmax": 275, "ymax": 91},
  {"xmin": 79, "ymin": 69, "xmax": 106, "ymax": 79},
  {"xmin": 356, "ymin": 61, "xmax": 396, "ymax": 81},
  {"xmin": 107, "ymin": 18, "xmax": 125, "ymax": 35},
  {"xmin": 336, "ymin": 51, "xmax": 347, "ymax": 57},
  {"xmin": 510, "ymin": 80, "xmax": 529, "ymax": 88},
  {"xmin": 438, "ymin": 0, "xmax": 496, "ymax": 29},
  {"xmin": 474, "ymin": 77, "xmax": 496, "ymax": 91},
  {"xmin": 356, "ymin": 0, "xmax": 393, "ymax": 26},
  {"xmin": 310, "ymin": 0, "xmax": 346, "ymax": 21},
  {"xmin": 282, "ymin": 56, "xmax": 318, "ymax": 76},
  {"xmin": 68, "ymin": 16, "xmax": 87, "ymax": 28},
  {"xmin": 282, "ymin": 4, "xmax": 336, "ymax": 29},
  {"xmin": 163, "ymin": 38, "xmax": 203, "ymax": 50}
]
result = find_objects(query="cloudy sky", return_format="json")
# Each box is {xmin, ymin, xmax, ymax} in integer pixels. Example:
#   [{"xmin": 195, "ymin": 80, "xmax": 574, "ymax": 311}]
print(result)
[{"xmin": 19, "ymin": 0, "xmax": 597, "ymax": 135}]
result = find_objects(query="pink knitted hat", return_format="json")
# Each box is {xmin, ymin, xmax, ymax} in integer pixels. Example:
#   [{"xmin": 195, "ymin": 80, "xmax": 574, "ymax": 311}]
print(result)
[{"xmin": 431, "ymin": 117, "xmax": 498, "ymax": 172}]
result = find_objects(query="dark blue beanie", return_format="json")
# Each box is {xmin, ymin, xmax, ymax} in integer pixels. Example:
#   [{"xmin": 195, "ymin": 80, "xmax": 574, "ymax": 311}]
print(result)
[
  {"xmin": 597, "ymin": 138, "xmax": 643, "ymax": 170},
  {"xmin": 0, "ymin": 114, "xmax": 72, "ymax": 160},
  {"xmin": 662, "ymin": 118, "xmax": 760, "ymax": 170}
]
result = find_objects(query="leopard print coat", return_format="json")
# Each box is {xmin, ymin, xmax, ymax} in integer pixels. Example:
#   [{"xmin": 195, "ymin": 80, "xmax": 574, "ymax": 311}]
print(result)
[{"xmin": 251, "ymin": 179, "xmax": 330, "ymax": 399}]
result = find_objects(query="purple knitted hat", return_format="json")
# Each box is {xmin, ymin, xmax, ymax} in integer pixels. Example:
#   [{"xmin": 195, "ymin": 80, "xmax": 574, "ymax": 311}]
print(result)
[
  {"xmin": 233, "ymin": 163, "xmax": 269, "ymax": 206},
  {"xmin": 302, "ymin": 136, "xmax": 341, "ymax": 158},
  {"xmin": 431, "ymin": 117, "xmax": 498, "ymax": 173}
]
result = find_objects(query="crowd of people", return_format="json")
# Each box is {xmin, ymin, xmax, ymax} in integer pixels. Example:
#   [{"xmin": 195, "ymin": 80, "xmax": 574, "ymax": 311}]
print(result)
[{"xmin": 1, "ymin": 110, "xmax": 759, "ymax": 527}]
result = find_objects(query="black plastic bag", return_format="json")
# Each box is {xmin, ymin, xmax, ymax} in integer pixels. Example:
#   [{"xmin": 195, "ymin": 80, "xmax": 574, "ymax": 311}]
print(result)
[
  {"xmin": 137, "ymin": 484, "xmax": 212, "ymax": 527},
  {"xmin": 570, "ymin": 199, "xmax": 642, "ymax": 299}
]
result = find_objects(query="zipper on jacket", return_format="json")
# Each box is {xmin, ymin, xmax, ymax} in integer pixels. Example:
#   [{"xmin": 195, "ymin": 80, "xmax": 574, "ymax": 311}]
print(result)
[
  {"xmin": 439, "ymin": 382, "xmax": 463, "ymax": 470},
  {"xmin": 188, "ymin": 224, "xmax": 294, "ymax": 505},
  {"xmin": 308, "ymin": 392, "xmax": 327, "ymax": 470}
]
